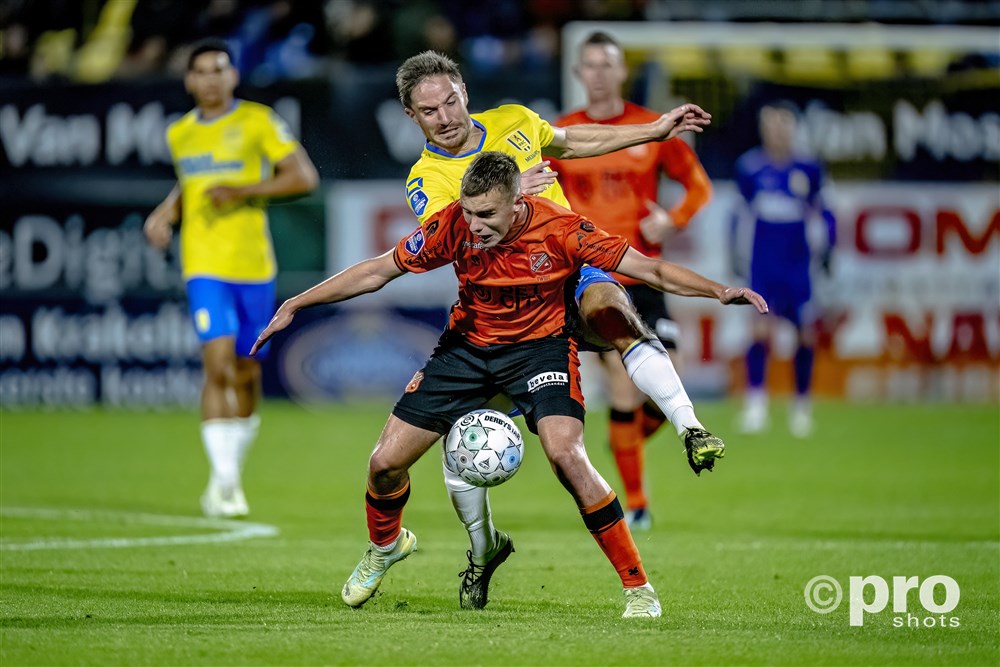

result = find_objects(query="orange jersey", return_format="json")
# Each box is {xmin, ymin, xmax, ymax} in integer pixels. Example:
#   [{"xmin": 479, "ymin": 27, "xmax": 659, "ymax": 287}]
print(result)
[
  {"xmin": 553, "ymin": 102, "xmax": 711, "ymax": 283},
  {"xmin": 392, "ymin": 196, "xmax": 629, "ymax": 346}
]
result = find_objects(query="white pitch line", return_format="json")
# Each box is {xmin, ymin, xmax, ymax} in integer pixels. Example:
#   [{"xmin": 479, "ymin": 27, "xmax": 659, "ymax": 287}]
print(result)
[{"xmin": 0, "ymin": 507, "xmax": 279, "ymax": 551}]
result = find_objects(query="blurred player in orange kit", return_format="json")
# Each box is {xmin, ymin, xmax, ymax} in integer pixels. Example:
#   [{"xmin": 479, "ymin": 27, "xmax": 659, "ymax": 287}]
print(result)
[{"xmin": 552, "ymin": 31, "xmax": 714, "ymax": 530}]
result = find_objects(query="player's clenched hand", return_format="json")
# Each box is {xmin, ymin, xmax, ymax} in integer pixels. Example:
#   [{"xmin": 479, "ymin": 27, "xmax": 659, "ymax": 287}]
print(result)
[
  {"xmin": 143, "ymin": 209, "xmax": 175, "ymax": 250},
  {"xmin": 250, "ymin": 301, "xmax": 297, "ymax": 356},
  {"xmin": 654, "ymin": 104, "xmax": 712, "ymax": 141},
  {"xmin": 207, "ymin": 185, "xmax": 245, "ymax": 208},
  {"xmin": 521, "ymin": 161, "xmax": 558, "ymax": 196},
  {"xmin": 719, "ymin": 286, "xmax": 768, "ymax": 314},
  {"xmin": 638, "ymin": 200, "xmax": 674, "ymax": 244}
]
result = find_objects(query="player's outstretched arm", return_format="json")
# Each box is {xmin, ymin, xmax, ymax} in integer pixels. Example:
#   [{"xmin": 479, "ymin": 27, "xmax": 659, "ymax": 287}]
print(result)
[
  {"xmin": 250, "ymin": 250, "xmax": 404, "ymax": 355},
  {"xmin": 616, "ymin": 248, "xmax": 768, "ymax": 313},
  {"xmin": 208, "ymin": 147, "xmax": 320, "ymax": 208},
  {"xmin": 544, "ymin": 103, "xmax": 712, "ymax": 160},
  {"xmin": 143, "ymin": 184, "xmax": 181, "ymax": 250}
]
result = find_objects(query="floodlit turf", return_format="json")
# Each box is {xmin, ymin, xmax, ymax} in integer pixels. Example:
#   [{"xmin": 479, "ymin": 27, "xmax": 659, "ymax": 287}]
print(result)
[{"xmin": 1, "ymin": 401, "xmax": 998, "ymax": 666}]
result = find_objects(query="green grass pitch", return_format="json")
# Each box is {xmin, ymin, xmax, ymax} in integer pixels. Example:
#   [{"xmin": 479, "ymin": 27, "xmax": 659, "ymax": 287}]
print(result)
[{"xmin": 2, "ymin": 401, "xmax": 998, "ymax": 666}]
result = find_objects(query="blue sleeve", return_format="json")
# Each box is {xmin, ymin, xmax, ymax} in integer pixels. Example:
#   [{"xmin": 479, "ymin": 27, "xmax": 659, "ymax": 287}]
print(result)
[
  {"xmin": 809, "ymin": 161, "xmax": 837, "ymax": 248},
  {"xmin": 734, "ymin": 155, "xmax": 755, "ymax": 203}
]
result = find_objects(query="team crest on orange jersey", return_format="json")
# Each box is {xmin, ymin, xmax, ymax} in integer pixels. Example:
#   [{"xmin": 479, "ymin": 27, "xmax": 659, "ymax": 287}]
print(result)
[
  {"xmin": 405, "ymin": 371, "xmax": 424, "ymax": 393},
  {"xmin": 505, "ymin": 130, "xmax": 531, "ymax": 152},
  {"xmin": 530, "ymin": 251, "xmax": 552, "ymax": 274}
]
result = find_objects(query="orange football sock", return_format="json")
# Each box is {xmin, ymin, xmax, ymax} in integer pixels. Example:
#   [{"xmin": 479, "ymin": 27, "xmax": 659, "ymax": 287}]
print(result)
[
  {"xmin": 639, "ymin": 403, "xmax": 667, "ymax": 440},
  {"xmin": 609, "ymin": 408, "xmax": 647, "ymax": 510},
  {"xmin": 581, "ymin": 491, "xmax": 648, "ymax": 588},
  {"xmin": 365, "ymin": 481, "xmax": 410, "ymax": 547}
]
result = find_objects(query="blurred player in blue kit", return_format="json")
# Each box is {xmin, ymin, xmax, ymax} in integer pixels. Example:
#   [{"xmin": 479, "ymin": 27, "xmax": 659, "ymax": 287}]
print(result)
[
  {"xmin": 731, "ymin": 101, "xmax": 836, "ymax": 438},
  {"xmin": 144, "ymin": 39, "xmax": 319, "ymax": 517}
]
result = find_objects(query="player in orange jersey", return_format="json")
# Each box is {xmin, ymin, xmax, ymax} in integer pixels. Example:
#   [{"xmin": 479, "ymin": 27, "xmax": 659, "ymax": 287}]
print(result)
[
  {"xmin": 552, "ymin": 31, "xmax": 714, "ymax": 530},
  {"xmin": 395, "ymin": 49, "xmax": 720, "ymax": 604},
  {"xmin": 251, "ymin": 152, "xmax": 767, "ymax": 617}
]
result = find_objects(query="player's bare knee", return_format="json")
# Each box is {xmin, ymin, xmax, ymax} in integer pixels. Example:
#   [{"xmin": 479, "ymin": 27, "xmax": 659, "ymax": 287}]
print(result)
[
  {"xmin": 202, "ymin": 361, "xmax": 233, "ymax": 389},
  {"xmin": 541, "ymin": 438, "xmax": 587, "ymax": 476},
  {"xmin": 367, "ymin": 451, "xmax": 408, "ymax": 490}
]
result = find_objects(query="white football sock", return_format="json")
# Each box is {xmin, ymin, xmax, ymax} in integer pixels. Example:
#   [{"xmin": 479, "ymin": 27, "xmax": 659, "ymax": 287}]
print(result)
[
  {"xmin": 372, "ymin": 535, "xmax": 400, "ymax": 552},
  {"xmin": 622, "ymin": 338, "xmax": 702, "ymax": 436},
  {"xmin": 201, "ymin": 419, "xmax": 241, "ymax": 488},
  {"xmin": 443, "ymin": 463, "xmax": 497, "ymax": 565},
  {"xmin": 234, "ymin": 413, "xmax": 260, "ymax": 472}
]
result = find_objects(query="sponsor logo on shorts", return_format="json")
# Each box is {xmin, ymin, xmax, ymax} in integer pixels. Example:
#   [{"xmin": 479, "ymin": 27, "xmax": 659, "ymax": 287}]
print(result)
[
  {"xmin": 527, "ymin": 371, "xmax": 568, "ymax": 392},
  {"xmin": 405, "ymin": 371, "xmax": 424, "ymax": 393},
  {"xmin": 195, "ymin": 308, "xmax": 211, "ymax": 333},
  {"xmin": 579, "ymin": 220, "xmax": 596, "ymax": 232},
  {"xmin": 404, "ymin": 229, "xmax": 425, "ymax": 255}
]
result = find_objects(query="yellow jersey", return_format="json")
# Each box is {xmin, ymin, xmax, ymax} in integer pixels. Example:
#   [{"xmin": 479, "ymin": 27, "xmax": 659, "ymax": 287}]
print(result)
[
  {"xmin": 166, "ymin": 100, "xmax": 299, "ymax": 281},
  {"xmin": 404, "ymin": 104, "xmax": 570, "ymax": 223}
]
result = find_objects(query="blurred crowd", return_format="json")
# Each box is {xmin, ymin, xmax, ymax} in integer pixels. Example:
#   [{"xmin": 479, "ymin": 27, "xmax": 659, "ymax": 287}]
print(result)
[
  {"xmin": 1, "ymin": 0, "xmax": 996, "ymax": 84},
  {"xmin": 0, "ymin": 0, "xmax": 652, "ymax": 83}
]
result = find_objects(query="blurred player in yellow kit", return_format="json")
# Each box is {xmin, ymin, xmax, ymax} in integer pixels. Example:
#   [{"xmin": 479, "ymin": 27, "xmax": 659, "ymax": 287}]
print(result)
[{"xmin": 144, "ymin": 39, "xmax": 318, "ymax": 517}]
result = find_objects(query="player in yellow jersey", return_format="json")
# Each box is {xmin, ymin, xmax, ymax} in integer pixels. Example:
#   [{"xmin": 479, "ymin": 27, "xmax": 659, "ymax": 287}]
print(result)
[
  {"xmin": 144, "ymin": 39, "xmax": 318, "ymax": 518},
  {"xmin": 395, "ymin": 51, "xmax": 724, "ymax": 609}
]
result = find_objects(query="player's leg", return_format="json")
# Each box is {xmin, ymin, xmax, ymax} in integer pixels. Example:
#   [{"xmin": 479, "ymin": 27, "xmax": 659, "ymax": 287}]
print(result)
[
  {"xmin": 232, "ymin": 357, "xmax": 260, "ymax": 472},
  {"xmin": 739, "ymin": 300, "xmax": 773, "ymax": 434},
  {"xmin": 503, "ymin": 337, "xmax": 659, "ymax": 617},
  {"xmin": 341, "ymin": 414, "xmax": 440, "ymax": 608},
  {"xmin": 392, "ymin": 338, "xmax": 507, "ymax": 608},
  {"xmin": 536, "ymin": 414, "xmax": 661, "ymax": 618},
  {"xmin": 577, "ymin": 273, "xmax": 700, "ymax": 430},
  {"xmin": 187, "ymin": 278, "xmax": 244, "ymax": 517},
  {"xmin": 229, "ymin": 279, "xmax": 276, "ymax": 488},
  {"xmin": 576, "ymin": 270, "xmax": 721, "ymax": 475},
  {"xmin": 598, "ymin": 349, "xmax": 649, "ymax": 526},
  {"xmin": 628, "ymin": 284, "xmax": 684, "ymax": 441},
  {"xmin": 789, "ymin": 299, "xmax": 818, "ymax": 438}
]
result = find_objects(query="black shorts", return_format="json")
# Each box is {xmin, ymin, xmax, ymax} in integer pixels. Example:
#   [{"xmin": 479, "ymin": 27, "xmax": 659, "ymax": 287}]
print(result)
[
  {"xmin": 625, "ymin": 283, "xmax": 679, "ymax": 350},
  {"xmin": 393, "ymin": 332, "xmax": 585, "ymax": 435}
]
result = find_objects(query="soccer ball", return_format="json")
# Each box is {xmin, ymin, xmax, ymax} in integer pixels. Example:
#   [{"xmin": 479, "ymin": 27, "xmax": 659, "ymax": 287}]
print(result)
[{"xmin": 443, "ymin": 409, "xmax": 524, "ymax": 487}]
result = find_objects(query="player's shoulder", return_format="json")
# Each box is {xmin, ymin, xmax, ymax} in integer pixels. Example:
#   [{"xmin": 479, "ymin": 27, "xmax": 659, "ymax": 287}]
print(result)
[
  {"xmin": 406, "ymin": 153, "xmax": 452, "ymax": 189},
  {"xmin": 621, "ymin": 101, "xmax": 662, "ymax": 123},
  {"xmin": 528, "ymin": 195, "xmax": 581, "ymax": 227},
  {"xmin": 478, "ymin": 104, "xmax": 538, "ymax": 126},
  {"xmin": 167, "ymin": 109, "xmax": 199, "ymax": 137},
  {"xmin": 793, "ymin": 154, "xmax": 825, "ymax": 174},
  {"xmin": 422, "ymin": 199, "xmax": 466, "ymax": 238},
  {"xmin": 736, "ymin": 147, "xmax": 767, "ymax": 174},
  {"xmin": 233, "ymin": 99, "xmax": 275, "ymax": 118},
  {"xmin": 554, "ymin": 108, "xmax": 590, "ymax": 127}
]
